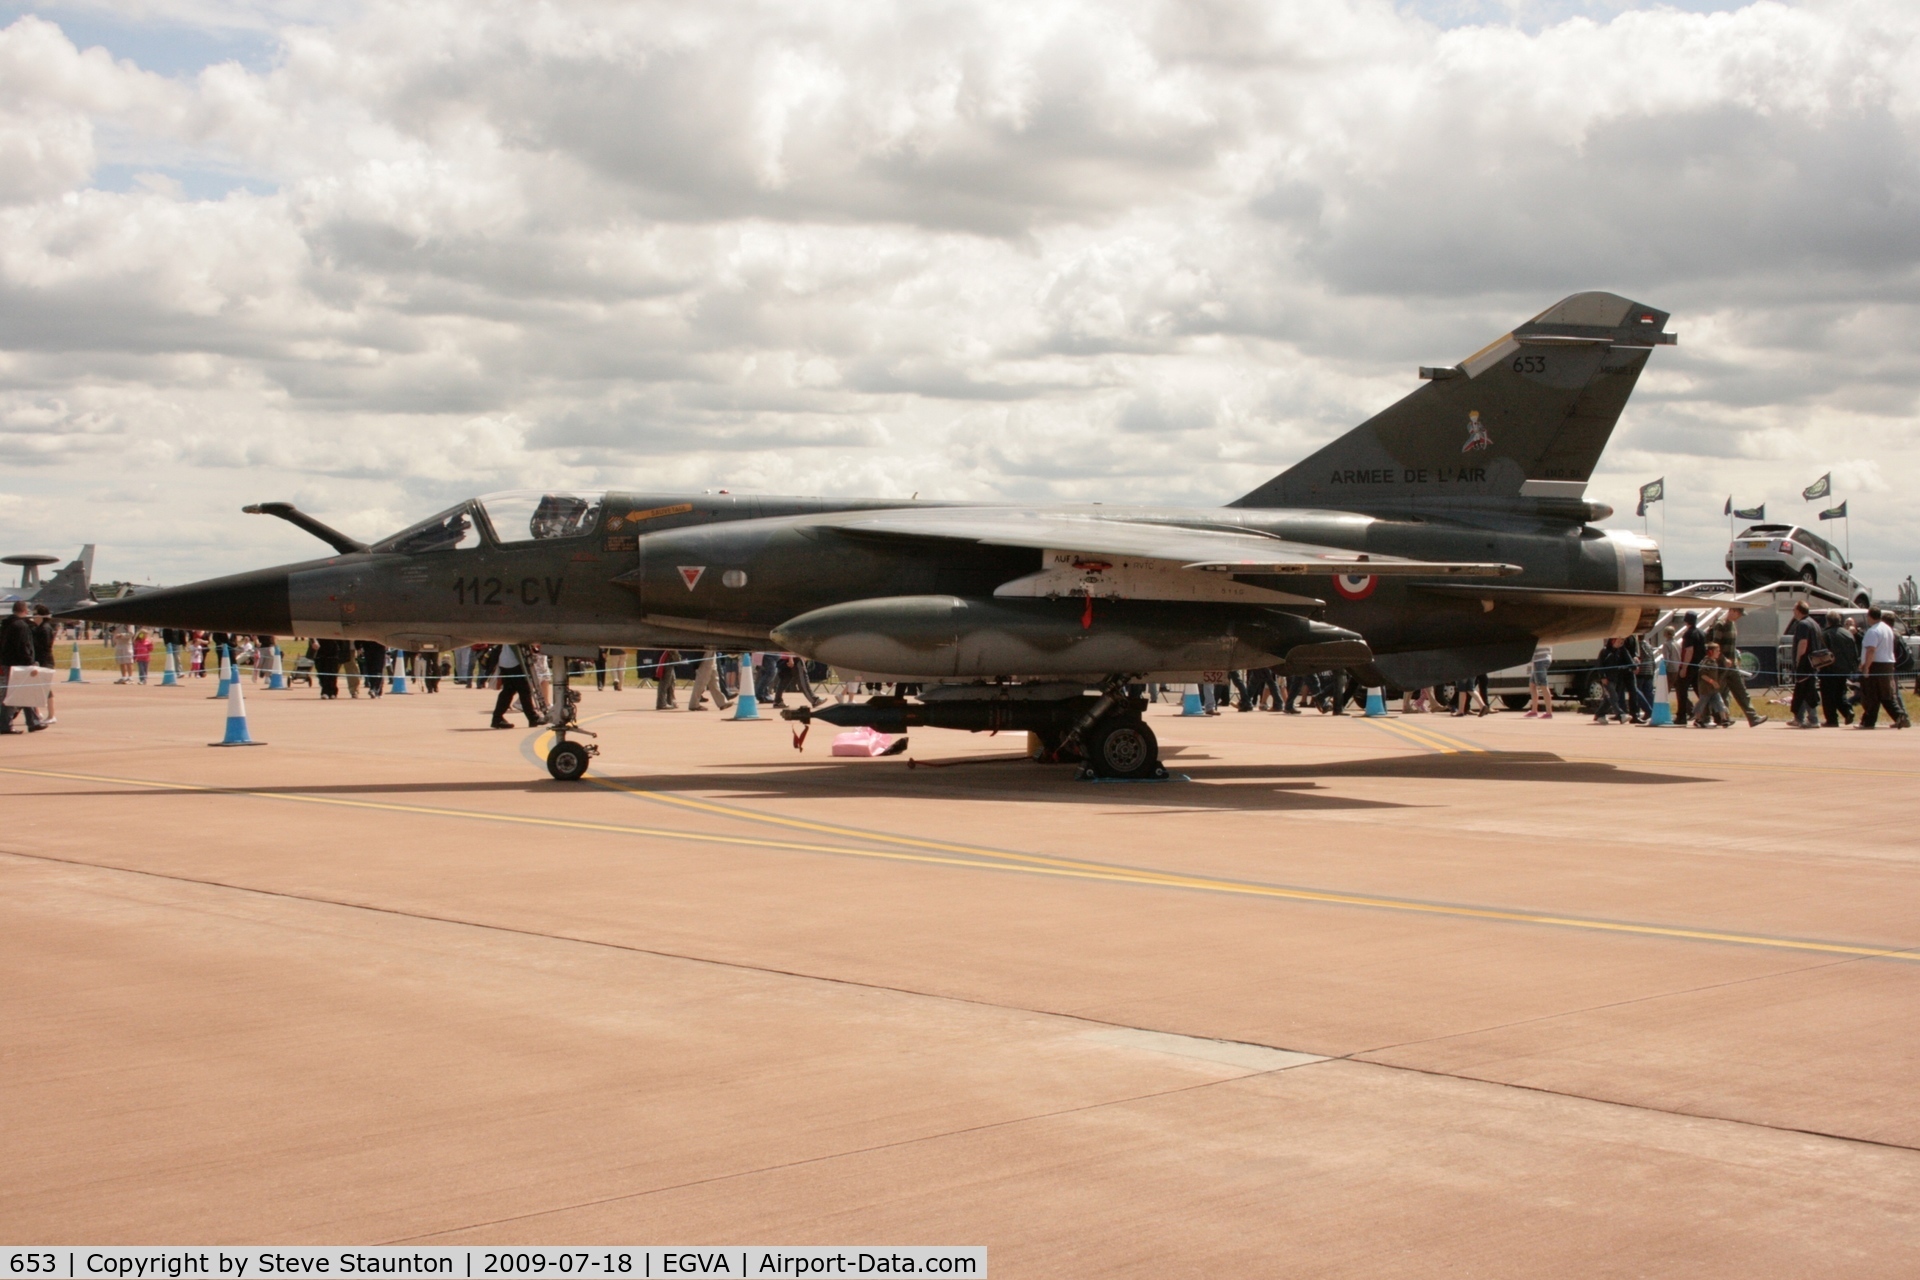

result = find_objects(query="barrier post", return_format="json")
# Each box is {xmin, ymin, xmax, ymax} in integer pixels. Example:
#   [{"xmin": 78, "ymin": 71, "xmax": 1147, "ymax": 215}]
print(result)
[
  {"xmin": 160, "ymin": 644, "xmax": 179, "ymax": 686},
  {"xmin": 267, "ymin": 646, "xmax": 287, "ymax": 690},
  {"xmin": 1651, "ymin": 653, "xmax": 1673, "ymax": 726},
  {"xmin": 68, "ymin": 640, "xmax": 84, "ymax": 683},
  {"xmin": 1365, "ymin": 686, "xmax": 1387, "ymax": 717},
  {"xmin": 209, "ymin": 677, "xmax": 264, "ymax": 747},
  {"xmin": 389, "ymin": 650, "xmax": 411, "ymax": 694},
  {"xmin": 732, "ymin": 652, "xmax": 760, "ymax": 720},
  {"xmin": 1180, "ymin": 684, "xmax": 1204, "ymax": 716},
  {"xmin": 213, "ymin": 645, "xmax": 233, "ymax": 698}
]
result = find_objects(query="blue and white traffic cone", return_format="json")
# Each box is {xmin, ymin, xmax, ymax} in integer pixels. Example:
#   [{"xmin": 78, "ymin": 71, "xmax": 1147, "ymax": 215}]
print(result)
[
  {"xmin": 213, "ymin": 645, "xmax": 233, "ymax": 698},
  {"xmin": 389, "ymin": 651, "xmax": 411, "ymax": 694},
  {"xmin": 210, "ymin": 677, "xmax": 265, "ymax": 746},
  {"xmin": 160, "ymin": 644, "xmax": 179, "ymax": 686},
  {"xmin": 732, "ymin": 652, "xmax": 760, "ymax": 720},
  {"xmin": 267, "ymin": 646, "xmax": 287, "ymax": 690},
  {"xmin": 1650, "ymin": 655, "xmax": 1673, "ymax": 726},
  {"xmin": 1181, "ymin": 684, "xmax": 1205, "ymax": 716},
  {"xmin": 68, "ymin": 640, "xmax": 84, "ymax": 683},
  {"xmin": 1365, "ymin": 686, "xmax": 1387, "ymax": 716}
]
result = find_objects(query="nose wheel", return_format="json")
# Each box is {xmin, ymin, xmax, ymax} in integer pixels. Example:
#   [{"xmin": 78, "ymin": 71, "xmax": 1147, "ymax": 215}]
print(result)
[{"xmin": 547, "ymin": 737, "xmax": 594, "ymax": 781}]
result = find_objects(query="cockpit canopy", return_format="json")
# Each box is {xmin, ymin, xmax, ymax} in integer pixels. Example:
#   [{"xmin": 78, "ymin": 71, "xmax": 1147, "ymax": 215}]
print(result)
[
  {"xmin": 477, "ymin": 490, "xmax": 604, "ymax": 543},
  {"xmin": 372, "ymin": 490, "xmax": 605, "ymax": 553}
]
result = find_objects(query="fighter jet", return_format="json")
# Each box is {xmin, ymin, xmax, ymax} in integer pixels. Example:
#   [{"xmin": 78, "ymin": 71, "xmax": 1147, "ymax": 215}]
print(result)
[
  {"xmin": 4, "ymin": 546, "xmax": 95, "ymax": 611},
  {"xmin": 72, "ymin": 292, "xmax": 1677, "ymax": 781}
]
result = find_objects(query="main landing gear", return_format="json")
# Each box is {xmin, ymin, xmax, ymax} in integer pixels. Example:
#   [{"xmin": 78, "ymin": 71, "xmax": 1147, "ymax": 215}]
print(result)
[
  {"xmin": 1082, "ymin": 718, "xmax": 1162, "ymax": 780},
  {"xmin": 779, "ymin": 673, "xmax": 1169, "ymax": 781},
  {"xmin": 1065, "ymin": 676, "xmax": 1168, "ymax": 781},
  {"xmin": 544, "ymin": 646, "xmax": 601, "ymax": 781}
]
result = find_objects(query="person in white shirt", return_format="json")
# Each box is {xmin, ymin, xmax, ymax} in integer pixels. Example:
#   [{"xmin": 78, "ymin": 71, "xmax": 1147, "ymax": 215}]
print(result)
[{"xmin": 1856, "ymin": 607, "xmax": 1911, "ymax": 729}]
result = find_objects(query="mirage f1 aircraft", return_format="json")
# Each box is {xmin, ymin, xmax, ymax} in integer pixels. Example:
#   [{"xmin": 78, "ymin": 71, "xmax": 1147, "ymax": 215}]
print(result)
[{"xmin": 74, "ymin": 292, "xmax": 1677, "ymax": 780}]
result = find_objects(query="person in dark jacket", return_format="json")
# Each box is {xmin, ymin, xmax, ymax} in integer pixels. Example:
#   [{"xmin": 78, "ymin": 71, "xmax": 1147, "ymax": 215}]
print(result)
[
  {"xmin": 356, "ymin": 640, "xmax": 386, "ymax": 697},
  {"xmin": 1786, "ymin": 602, "xmax": 1824, "ymax": 727},
  {"xmin": 30, "ymin": 605, "xmax": 58, "ymax": 724},
  {"xmin": 1, "ymin": 601, "xmax": 45, "ymax": 732},
  {"xmin": 314, "ymin": 638, "xmax": 344, "ymax": 699},
  {"xmin": 488, "ymin": 644, "xmax": 540, "ymax": 728},
  {"xmin": 1820, "ymin": 611, "xmax": 1859, "ymax": 727},
  {"xmin": 1673, "ymin": 612, "xmax": 1704, "ymax": 722},
  {"xmin": 1593, "ymin": 637, "xmax": 1633, "ymax": 723}
]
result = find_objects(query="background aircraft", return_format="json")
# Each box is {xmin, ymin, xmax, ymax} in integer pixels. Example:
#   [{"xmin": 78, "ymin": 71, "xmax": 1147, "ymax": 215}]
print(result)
[
  {"xmin": 4, "ymin": 546, "xmax": 94, "ymax": 611},
  {"xmin": 72, "ymin": 292, "xmax": 1678, "ymax": 780}
]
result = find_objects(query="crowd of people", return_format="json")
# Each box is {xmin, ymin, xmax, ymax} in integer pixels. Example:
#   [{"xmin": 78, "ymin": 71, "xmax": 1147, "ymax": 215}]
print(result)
[
  {"xmin": 0, "ymin": 601, "xmax": 58, "ymax": 732},
  {"xmin": 10, "ymin": 608, "xmax": 1915, "ymax": 736}
]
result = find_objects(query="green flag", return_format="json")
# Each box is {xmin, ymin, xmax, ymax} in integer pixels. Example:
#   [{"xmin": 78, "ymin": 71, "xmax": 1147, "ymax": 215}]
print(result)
[
  {"xmin": 1636, "ymin": 477, "xmax": 1663, "ymax": 517},
  {"xmin": 1802, "ymin": 473, "xmax": 1832, "ymax": 501},
  {"xmin": 1819, "ymin": 501, "xmax": 1847, "ymax": 521},
  {"xmin": 1733, "ymin": 503, "xmax": 1765, "ymax": 520}
]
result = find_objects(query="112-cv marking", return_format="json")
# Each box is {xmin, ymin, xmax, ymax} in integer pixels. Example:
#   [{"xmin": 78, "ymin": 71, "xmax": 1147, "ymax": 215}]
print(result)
[{"xmin": 454, "ymin": 576, "xmax": 564, "ymax": 606}]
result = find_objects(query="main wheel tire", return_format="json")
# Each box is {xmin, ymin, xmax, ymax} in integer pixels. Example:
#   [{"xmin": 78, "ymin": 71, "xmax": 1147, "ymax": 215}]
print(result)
[
  {"xmin": 1501, "ymin": 694, "xmax": 1529, "ymax": 711},
  {"xmin": 1087, "ymin": 720, "xmax": 1159, "ymax": 779},
  {"xmin": 547, "ymin": 740, "xmax": 590, "ymax": 781}
]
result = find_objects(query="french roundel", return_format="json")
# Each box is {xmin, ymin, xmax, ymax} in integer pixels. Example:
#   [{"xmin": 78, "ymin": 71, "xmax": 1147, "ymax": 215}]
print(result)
[{"xmin": 1332, "ymin": 573, "xmax": 1378, "ymax": 600}]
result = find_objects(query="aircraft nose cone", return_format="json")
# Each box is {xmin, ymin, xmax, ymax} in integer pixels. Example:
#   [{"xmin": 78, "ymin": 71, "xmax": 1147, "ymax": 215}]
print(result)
[{"xmin": 64, "ymin": 566, "xmax": 294, "ymax": 634}]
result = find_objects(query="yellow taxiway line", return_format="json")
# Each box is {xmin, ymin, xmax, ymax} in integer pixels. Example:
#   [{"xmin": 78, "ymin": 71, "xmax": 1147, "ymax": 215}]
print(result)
[
  {"xmin": 1362, "ymin": 715, "xmax": 1489, "ymax": 755},
  {"xmin": 6, "ymin": 760, "xmax": 1914, "ymax": 964}
]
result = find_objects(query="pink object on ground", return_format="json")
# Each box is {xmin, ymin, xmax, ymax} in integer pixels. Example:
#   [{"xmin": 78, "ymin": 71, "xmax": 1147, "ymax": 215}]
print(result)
[{"xmin": 831, "ymin": 727, "xmax": 903, "ymax": 757}]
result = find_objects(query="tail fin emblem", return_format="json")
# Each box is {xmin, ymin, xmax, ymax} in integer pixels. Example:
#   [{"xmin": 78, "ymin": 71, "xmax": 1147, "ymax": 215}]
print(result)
[{"xmin": 1463, "ymin": 410, "xmax": 1492, "ymax": 454}]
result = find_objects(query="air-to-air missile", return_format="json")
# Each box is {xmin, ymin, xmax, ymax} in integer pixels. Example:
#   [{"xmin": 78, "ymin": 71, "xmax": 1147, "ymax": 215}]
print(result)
[{"xmin": 71, "ymin": 292, "xmax": 1680, "ymax": 781}]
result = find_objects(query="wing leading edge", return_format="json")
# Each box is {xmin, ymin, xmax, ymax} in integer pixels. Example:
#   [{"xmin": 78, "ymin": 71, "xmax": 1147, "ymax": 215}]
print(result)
[{"xmin": 819, "ymin": 511, "xmax": 1519, "ymax": 577}]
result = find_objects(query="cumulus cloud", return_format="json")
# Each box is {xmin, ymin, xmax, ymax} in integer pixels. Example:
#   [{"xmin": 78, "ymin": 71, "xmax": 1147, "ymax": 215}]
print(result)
[{"xmin": 0, "ymin": 0, "xmax": 1918, "ymax": 590}]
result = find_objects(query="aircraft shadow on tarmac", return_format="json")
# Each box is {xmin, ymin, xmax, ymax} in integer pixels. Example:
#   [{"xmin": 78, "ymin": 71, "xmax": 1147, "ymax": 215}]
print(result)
[{"xmin": 43, "ymin": 750, "xmax": 1705, "ymax": 815}]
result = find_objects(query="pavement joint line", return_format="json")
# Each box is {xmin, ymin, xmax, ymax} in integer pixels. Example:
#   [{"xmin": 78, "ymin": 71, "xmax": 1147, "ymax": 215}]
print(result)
[
  {"xmin": 392, "ymin": 1066, "xmax": 1293, "ymax": 1244},
  {"xmin": 5, "ymin": 761, "xmax": 1919, "ymax": 963},
  {"xmin": 7, "ymin": 841, "xmax": 1914, "ymax": 1169},
  {"xmin": 1337, "ymin": 1053, "xmax": 1920, "ymax": 1156},
  {"xmin": 1347, "ymin": 946, "xmax": 1901, "ymax": 1061}
]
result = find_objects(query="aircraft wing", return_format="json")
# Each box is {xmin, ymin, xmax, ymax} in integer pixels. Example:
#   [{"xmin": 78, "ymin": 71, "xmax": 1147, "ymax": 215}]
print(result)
[
  {"xmin": 1413, "ymin": 584, "xmax": 1682, "ymax": 608},
  {"xmin": 819, "ymin": 511, "xmax": 1518, "ymax": 576}
]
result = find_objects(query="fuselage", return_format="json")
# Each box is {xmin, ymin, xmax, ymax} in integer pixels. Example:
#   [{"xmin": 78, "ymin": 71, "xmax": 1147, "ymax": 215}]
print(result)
[{"xmin": 85, "ymin": 490, "xmax": 1661, "ymax": 683}]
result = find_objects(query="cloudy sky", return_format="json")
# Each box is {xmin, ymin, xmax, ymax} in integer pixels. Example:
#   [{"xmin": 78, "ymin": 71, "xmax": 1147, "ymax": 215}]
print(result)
[{"xmin": 0, "ymin": 0, "xmax": 1915, "ymax": 591}]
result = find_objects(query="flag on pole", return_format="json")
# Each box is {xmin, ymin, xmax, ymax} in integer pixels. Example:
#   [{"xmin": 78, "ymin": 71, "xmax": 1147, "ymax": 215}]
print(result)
[
  {"xmin": 1636, "ymin": 477, "xmax": 1664, "ymax": 517},
  {"xmin": 1802, "ymin": 473, "xmax": 1831, "ymax": 501},
  {"xmin": 1723, "ymin": 496, "xmax": 1731, "ymax": 516},
  {"xmin": 1733, "ymin": 503, "xmax": 1765, "ymax": 520},
  {"xmin": 1818, "ymin": 500, "xmax": 1847, "ymax": 521}
]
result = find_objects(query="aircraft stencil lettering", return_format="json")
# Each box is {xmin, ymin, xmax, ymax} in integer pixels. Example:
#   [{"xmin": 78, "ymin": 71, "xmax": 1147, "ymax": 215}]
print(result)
[{"xmin": 73, "ymin": 292, "xmax": 1679, "ymax": 782}]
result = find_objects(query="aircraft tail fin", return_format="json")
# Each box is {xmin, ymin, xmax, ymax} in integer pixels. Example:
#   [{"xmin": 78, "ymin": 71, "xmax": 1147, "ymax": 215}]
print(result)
[
  {"xmin": 1231, "ymin": 292, "xmax": 1674, "ymax": 521},
  {"xmin": 35, "ymin": 545, "xmax": 95, "ymax": 611}
]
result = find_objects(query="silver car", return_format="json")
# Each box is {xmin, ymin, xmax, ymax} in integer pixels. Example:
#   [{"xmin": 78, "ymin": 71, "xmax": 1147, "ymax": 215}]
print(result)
[{"xmin": 1726, "ymin": 524, "xmax": 1869, "ymax": 606}]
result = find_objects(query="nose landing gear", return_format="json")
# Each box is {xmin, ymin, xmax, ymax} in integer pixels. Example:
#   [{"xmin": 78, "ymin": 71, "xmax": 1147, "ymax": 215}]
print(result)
[{"xmin": 543, "ymin": 645, "xmax": 600, "ymax": 781}]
